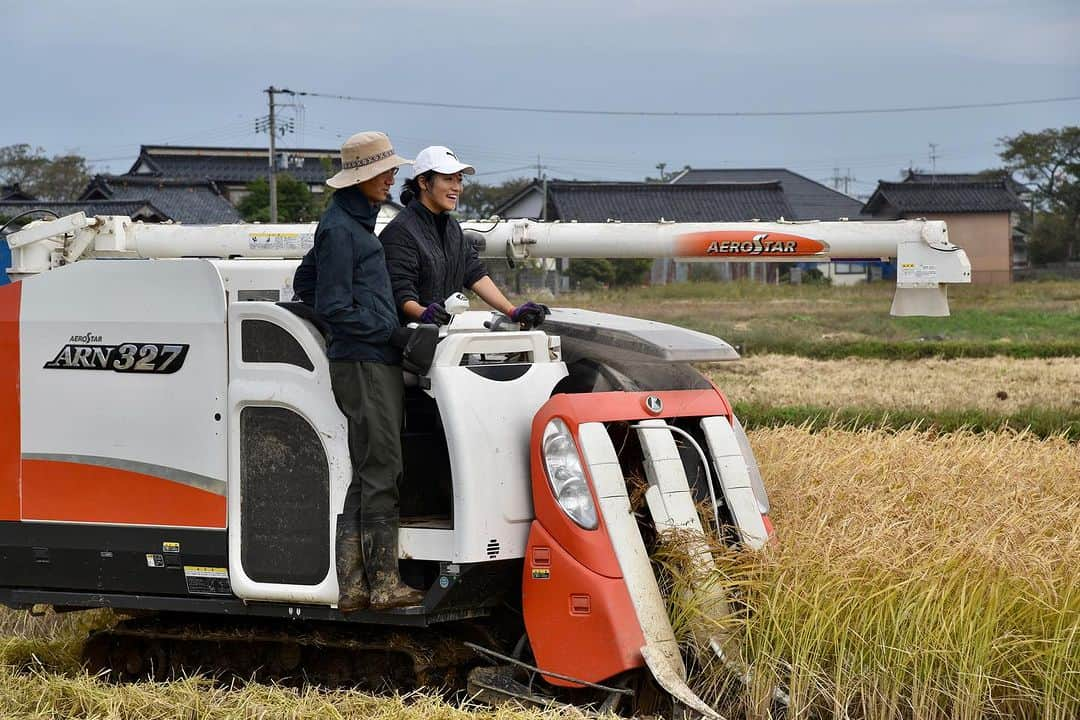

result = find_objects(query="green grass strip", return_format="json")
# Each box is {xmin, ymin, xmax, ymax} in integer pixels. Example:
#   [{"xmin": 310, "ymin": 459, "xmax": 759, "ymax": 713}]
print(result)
[
  {"xmin": 734, "ymin": 402, "xmax": 1080, "ymax": 441},
  {"xmin": 736, "ymin": 339, "xmax": 1080, "ymax": 360}
]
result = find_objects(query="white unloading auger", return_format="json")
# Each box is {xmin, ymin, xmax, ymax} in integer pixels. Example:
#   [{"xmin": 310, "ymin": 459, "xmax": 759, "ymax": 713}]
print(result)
[
  {"xmin": 7, "ymin": 213, "xmax": 969, "ymax": 316},
  {"xmin": 462, "ymin": 217, "xmax": 971, "ymax": 316}
]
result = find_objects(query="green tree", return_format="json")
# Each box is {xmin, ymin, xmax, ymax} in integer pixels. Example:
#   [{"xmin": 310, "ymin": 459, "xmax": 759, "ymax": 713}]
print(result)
[
  {"xmin": 1027, "ymin": 211, "xmax": 1076, "ymax": 264},
  {"xmin": 237, "ymin": 174, "xmax": 320, "ymax": 222},
  {"xmin": 457, "ymin": 177, "xmax": 533, "ymax": 219},
  {"xmin": 999, "ymin": 126, "xmax": 1080, "ymax": 260},
  {"xmin": 568, "ymin": 258, "xmax": 615, "ymax": 289},
  {"xmin": 611, "ymin": 258, "xmax": 652, "ymax": 286},
  {"xmin": 0, "ymin": 144, "xmax": 90, "ymax": 201}
]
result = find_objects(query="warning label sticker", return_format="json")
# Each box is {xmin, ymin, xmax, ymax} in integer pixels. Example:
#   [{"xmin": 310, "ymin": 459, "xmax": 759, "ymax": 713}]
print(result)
[
  {"xmin": 249, "ymin": 232, "xmax": 314, "ymax": 253},
  {"xmin": 146, "ymin": 554, "xmax": 164, "ymax": 568},
  {"xmin": 184, "ymin": 566, "xmax": 232, "ymax": 596},
  {"xmin": 162, "ymin": 542, "xmax": 180, "ymax": 554},
  {"xmin": 899, "ymin": 263, "xmax": 938, "ymax": 283},
  {"xmin": 531, "ymin": 568, "xmax": 551, "ymax": 580}
]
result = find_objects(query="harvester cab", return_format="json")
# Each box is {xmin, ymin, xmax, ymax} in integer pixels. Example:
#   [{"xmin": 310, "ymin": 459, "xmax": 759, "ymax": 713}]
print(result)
[{"xmin": 0, "ymin": 213, "xmax": 971, "ymax": 717}]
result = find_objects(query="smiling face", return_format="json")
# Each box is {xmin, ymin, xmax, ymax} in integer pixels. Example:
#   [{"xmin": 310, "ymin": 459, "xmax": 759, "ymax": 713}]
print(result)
[
  {"xmin": 357, "ymin": 167, "xmax": 398, "ymax": 204},
  {"xmin": 419, "ymin": 172, "xmax": 463, "ymax": 213}
]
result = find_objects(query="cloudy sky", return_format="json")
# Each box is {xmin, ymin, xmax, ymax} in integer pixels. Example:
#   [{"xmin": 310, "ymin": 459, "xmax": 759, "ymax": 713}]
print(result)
[{"xmin": 5, "ymin": 0, "xmax": 1078, "ymax": 197}]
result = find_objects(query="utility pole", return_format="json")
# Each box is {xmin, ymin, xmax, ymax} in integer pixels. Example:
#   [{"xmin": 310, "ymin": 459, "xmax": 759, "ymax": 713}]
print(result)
[
  {"xmin": 928, "ymin": 143, "xmax": 940, "ymax": 178},
  {"xmin": 261, "ymin": 86, "xmax": 296, "ymax": 223},
  {"xmin": 830, "ymin": 167, "xmax": 855, "ymax": 195},
  {"xmin": 830, "ymin": 167, "xmax": 843, "ymax": 190},
  {"xmin": 267, "ymin": 86, "xmax": 278, "ymax": 222}
]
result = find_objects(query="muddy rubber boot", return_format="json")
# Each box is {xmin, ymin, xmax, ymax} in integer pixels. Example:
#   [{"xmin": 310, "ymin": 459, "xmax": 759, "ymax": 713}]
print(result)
[
  {"xmin": 335, "ymin": 514, "xmax": 370, "ymax": 613},
  {"xmin": 362, "ymin": 515, "xmax": 425, "ymax": 610}
]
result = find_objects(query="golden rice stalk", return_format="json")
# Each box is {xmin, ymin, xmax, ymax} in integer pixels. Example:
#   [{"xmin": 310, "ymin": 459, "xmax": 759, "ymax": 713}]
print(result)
[{"xmin": 661, "ymin": 426, "xmax": 1079, "ymax": 720}]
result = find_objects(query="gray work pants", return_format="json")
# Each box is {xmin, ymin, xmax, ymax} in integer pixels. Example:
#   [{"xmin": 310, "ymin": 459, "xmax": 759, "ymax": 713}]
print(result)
[{"xmin": 329, "ymin": 361, "xmax": 405, "ymax": 521}]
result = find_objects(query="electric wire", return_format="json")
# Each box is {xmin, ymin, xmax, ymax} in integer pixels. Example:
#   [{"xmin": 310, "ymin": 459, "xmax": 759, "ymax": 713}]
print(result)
[{"xmin": 291, "ymin": 91, "xmax": 1080, "ymax": 118}]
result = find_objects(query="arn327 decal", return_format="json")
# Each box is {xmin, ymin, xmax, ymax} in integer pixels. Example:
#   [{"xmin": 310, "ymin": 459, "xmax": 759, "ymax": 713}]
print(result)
[{"xmin": 44, "ymin": 342, "xmax": 190, "ymax": 374}]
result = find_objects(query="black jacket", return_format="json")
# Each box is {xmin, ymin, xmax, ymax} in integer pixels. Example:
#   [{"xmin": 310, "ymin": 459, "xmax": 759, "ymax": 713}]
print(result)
[
  {"xmin": 292, "ymin": 187, "xmax": 400, "ymax": 364},
  {"xmin": 379, "ymin": 199, "xmax": 488, "ymax": 322}
]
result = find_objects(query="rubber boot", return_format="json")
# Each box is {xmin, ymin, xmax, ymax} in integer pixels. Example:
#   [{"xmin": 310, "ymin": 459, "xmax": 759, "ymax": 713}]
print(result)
[
  {"xmin": 362, "ymin": 515, "xmax": 425, "ymax": 610},
  {"xmin": 335, "ymin": 513, "xmax": 370, "ymax": 613}
]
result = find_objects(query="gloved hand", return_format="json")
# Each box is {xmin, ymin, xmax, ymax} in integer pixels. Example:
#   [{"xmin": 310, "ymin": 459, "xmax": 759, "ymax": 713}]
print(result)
[
  {"xmin": 510, "ymin": 301, "xmax": 551, "ymax": 329},
  {"xmin": 420, "ymin": 302, "xmax": 451, "ymax": 326}
]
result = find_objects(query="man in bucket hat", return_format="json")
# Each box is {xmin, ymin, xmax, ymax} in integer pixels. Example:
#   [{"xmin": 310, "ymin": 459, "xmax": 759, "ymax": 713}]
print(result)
[{"xmin": 293, "ymin": 131, "xmax": 425, "ymax": 612}]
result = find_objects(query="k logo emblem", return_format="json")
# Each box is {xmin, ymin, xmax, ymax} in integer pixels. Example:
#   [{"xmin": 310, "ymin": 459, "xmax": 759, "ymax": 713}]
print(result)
[{"xmin": 645, "ymin": 395, "xmax": 663, "ymax": 414}]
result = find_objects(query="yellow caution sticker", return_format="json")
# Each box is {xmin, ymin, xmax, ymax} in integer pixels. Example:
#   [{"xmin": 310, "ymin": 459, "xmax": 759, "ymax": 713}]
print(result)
[{"xmin": 531, "ymin": 568, "xmax": 551, "ymax": 580}]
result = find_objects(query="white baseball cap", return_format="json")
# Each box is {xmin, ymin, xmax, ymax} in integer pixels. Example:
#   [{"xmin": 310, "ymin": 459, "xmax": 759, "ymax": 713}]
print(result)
[{"xmin": 412, "ymin": 146, "xmax": 475, "ymax": 177}]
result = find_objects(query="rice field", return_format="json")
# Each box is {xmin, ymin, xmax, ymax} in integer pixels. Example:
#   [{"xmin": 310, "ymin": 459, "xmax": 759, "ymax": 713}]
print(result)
[
  {"xmin": 2, "ymin": 426, "xmax": 1076, "ymax": 719},
  {"xmin": 707, "ymin": 355, "xmax": 1080, "ymax": 414},
  {"xmin": 686, "ymin": 426, "xmax": 1080, "ymax": 720}
]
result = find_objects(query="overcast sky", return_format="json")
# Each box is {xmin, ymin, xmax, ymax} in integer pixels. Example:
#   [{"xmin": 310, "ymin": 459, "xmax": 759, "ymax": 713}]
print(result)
[{"xmin": 4, "ymin": 0, "xmax": 1078, "ymax": 197}]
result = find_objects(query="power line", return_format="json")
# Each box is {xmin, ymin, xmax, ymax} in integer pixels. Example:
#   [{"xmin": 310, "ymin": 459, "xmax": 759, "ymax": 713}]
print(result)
[
  {"xmin": 292, "ymin": 90, "xmax": 1080, "ymax": 118},
  {"xmin": 471, "ymin": 164, "xmax": 537, "ymax": 177}
]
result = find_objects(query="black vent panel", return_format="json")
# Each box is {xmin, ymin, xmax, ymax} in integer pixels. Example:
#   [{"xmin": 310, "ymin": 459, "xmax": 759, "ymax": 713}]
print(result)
[
  {"xmin": 241, "ymin": 319, "xmax": 314, "ymax": 371},
  {"xmin": 240, "ymin": 406, "xmax": 329, "ymax": 585}
]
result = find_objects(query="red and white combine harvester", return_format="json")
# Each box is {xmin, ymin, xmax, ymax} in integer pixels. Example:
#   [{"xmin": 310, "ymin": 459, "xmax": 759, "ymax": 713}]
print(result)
[{"xmin": 1, "ymin": 213, "xmax": 969, "ymax": 717}]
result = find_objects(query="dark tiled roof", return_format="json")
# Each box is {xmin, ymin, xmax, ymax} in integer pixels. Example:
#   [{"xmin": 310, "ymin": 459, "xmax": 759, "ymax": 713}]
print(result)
[
  {"xmin": 130, "ymin": 145, "xmax": 340, "ymax": 185},
  {"xmin": 536, "ymin": 181, "xmax": 792, "ymax": 222},
  {"xmin": 902, "ymin": 170, "xmax": 1028, "ymax": 195},
  {"xmin": 0, "ymin": 200, "xmax": 167, "ymax": 221},
  {"xmin": 1, "ymin": 184, "xmax": 36, "ymax": 201},
  {"xmin": 863, "ymin": 180, "xmax": 1026, "ymax": 215},
  {"xmin": 81, "ymin": 175, "xmax": 242, "ymax": 224},
  {"xmin": 671, "ymin": 168, "xmax": 867, "ymax": 219}
]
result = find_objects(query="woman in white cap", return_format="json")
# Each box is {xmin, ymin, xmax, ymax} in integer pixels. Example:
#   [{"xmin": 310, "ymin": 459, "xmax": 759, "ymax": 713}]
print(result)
[
  {"xmin": 379, "ymin": 145, "xmax": 549, "ymax": 328},
  {"xmin": 293, "ymin": 131, "xmax": 425, "ymax": 613}
]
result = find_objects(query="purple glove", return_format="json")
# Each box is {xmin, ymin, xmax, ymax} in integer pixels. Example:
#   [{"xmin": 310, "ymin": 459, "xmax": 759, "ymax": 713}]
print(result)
[
  {"xmin": 510, "ymin": 301, "xmax": 551, "ymax": 328},
  {"xmin": 420, "ymin": 302, "xmax": 451, "ymax": 326}
]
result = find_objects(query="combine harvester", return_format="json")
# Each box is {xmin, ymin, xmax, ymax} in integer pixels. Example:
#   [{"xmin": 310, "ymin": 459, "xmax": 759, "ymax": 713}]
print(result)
[{"xmin": 0, "ymin": 213, "xmax": 969, "ymax": 718}]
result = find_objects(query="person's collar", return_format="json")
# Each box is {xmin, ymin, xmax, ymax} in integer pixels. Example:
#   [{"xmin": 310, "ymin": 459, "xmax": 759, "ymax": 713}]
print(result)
[
  {"xmin": 335, "ymin": 185, "xmax": 380, "ymax": 227},
  {"xmin": 409, "ymin": 197, "xmax": 440, "ymax": 222}
]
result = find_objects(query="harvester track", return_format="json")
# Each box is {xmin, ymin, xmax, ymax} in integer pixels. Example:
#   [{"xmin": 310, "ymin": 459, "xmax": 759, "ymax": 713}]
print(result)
[{"xmin": 82, "ymin": 614, "xmax": 490, "ymax": 691}]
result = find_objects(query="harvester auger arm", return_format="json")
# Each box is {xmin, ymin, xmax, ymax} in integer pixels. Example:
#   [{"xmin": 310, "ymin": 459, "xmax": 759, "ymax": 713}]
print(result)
[
  {"xmin": 8, "ymin": 213, "xmax": 970, "ymax": 316},
  {"xmin": 461, "ymin": 216, "xmax": 971, "ymax": 316}
]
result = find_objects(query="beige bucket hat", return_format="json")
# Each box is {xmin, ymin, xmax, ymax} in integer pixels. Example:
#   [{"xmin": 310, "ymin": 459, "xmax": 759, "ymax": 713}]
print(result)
[{"xmin": 326, "ymin": 131, "xmax": 412, "ymax": 189}]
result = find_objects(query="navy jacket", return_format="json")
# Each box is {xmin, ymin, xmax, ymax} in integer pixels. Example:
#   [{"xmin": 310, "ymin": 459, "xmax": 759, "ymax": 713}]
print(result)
[
  {"xmin": 379, "ymin": 199, "xmax": 488, "ymax": 323},
  {"xmin": 293, "ymin": 187, "xmax": 399, "ymax": 364}
]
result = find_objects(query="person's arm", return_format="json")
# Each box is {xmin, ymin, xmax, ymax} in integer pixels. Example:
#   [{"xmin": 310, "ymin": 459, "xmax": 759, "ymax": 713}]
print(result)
[
  {"xmin": 380, "ymin": 222, "xmax": 423, "ymax": 321},
  {"xmin": 313, "ymin": 226, "xmax": 386, "ymax": 341},
  {"xmin": 401, "ymin": 299, "xmax": 426, "ymax": 322},
  {"xmin": 470, "ymin": 275, "xmax": 515, "ymax": 315}
]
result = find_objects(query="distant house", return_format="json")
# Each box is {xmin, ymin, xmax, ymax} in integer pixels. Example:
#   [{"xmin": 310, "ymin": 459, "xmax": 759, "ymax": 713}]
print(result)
[
  {"xmin": 127, "ymin": 145, "xmax": 341, "ymax": 205},
  {"xmin": 495, "ymin": 179, "xmax": 793, "ymax": 284},
  {"xmin": 670, "ymin": 167, "xmax": 868, "ymax": 219},
  {"xmin": 122, "ymin": 145, "xmax": 401, "ymax": 223},
  {"xmin": 863, "ymin": 172, "xmax": 1026, "ymax": 284},
  {"xmin": 81, "ymin": 175, "xmax": 241, "ymax": 224},
  {"xmin": 1, "ymin": 184, "xmax": 36, "ymax": 202},
  {"xmin": 0, "ymin": 175, "xmax": 240, "ymax": 227}
]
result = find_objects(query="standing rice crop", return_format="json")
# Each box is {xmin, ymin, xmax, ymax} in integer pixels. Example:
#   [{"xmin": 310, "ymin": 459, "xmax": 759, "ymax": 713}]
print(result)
[{"xmin": 676, "ymin": 427, "xmax": 1079, "ymax": 720}]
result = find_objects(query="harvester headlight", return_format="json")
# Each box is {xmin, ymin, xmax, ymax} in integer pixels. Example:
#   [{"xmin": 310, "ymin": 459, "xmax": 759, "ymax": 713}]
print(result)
[
  {"xmin": 732, "ymin": 415, "xmax": 770, "ymax": 514},
  {"xmin": 541, "ymin": 419, "xmax": 599, "ymax": 530}
]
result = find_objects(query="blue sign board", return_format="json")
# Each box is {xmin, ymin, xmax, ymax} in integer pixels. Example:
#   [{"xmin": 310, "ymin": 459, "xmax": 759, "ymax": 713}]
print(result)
[{"xmin": 0, "ymin": 239, "xmax": 10, "ymax": 285}]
